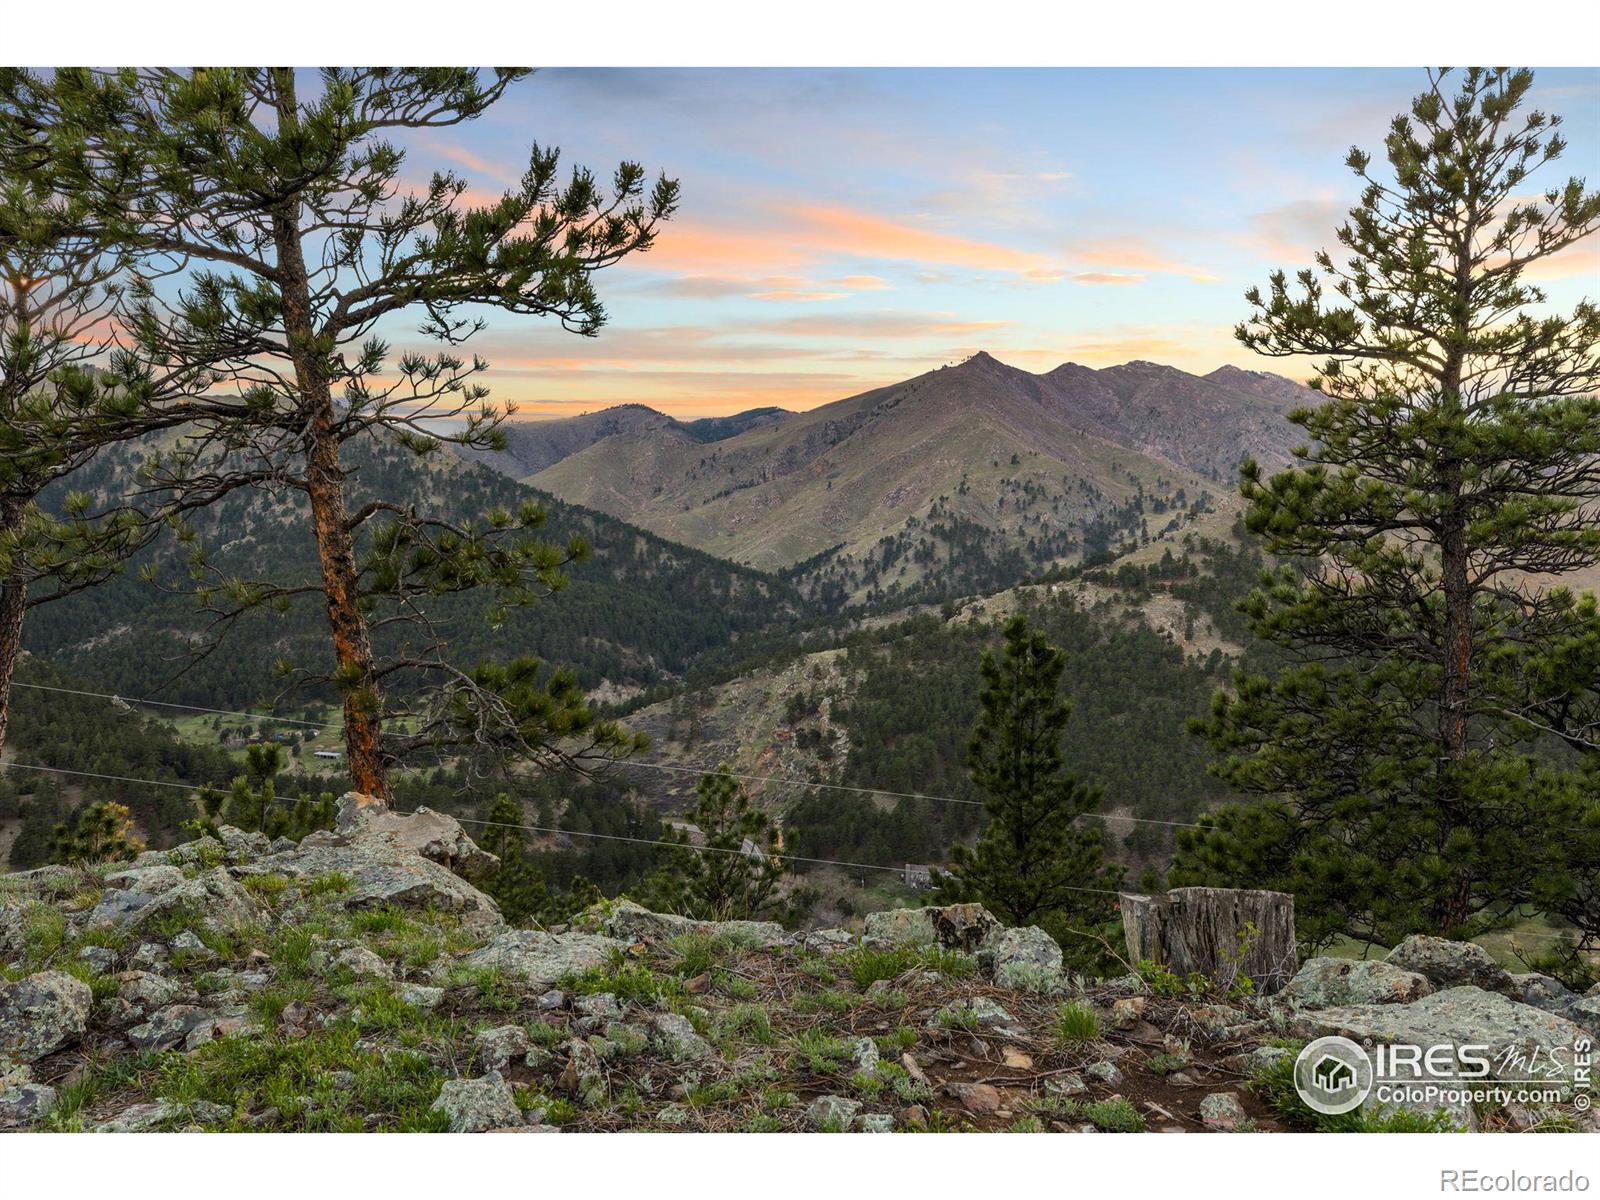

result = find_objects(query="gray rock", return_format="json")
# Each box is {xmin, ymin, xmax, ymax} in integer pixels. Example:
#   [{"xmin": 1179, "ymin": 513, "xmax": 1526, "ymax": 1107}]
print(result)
[
  {"xmin": 127, "ymin": 1004, "xmax": 217, "ymax": 1052},
  {"xmin": 400, "ymin": 984, "xmax": 444, "ymax": 1010},
  {"xmin": 571, "ymin": 898, "xmax": 784, "ymax": 948},
  {"xmin": 856, "ymin": 1112, "xmax": 896, "ymax": 1132},
  {"xmin": 129, "ymin": 942, "xmax": 169, "ymax": 972},
  {"xmin": 1047, "ymin": 1072, "xmax": 1087, "ymax": 1096},
  {"xmin": 0, "ymin": 971, "xmax": 92, "ymax": 1064},
  {"xmin": 1086, "ymin": 1059, "xmax": 1123, "ymax": 1087},
  {"xmin": 461, "ymin": 929, "xmax": 623, "ymax": 989},
  {"xmin": 806, "ymin": 1093, "xmax": 862, "ymax": 1131},
  {"xmin": 1241, "ymin": 1045, "xmax": 1293, "ymax": 1074},
  {"xmin": 575, "ymin": 992, "xmax": 622, "ymax": 1022},
  {"xmin": 243, "ymin": 824, "xmax": 501, "ymax": 917},
  {"xmin": 95, "ymin": 1099, "xmax": 231, "ymax": 1132},
  {"xmin": 475, "ymin": 1025, "xmax": 531, "ymax": 1072},
  {"xmin": 1384, "ymin": 936, "xmax": 1514, "ymax": 996},
  {"xmin": 77, "ymin": 945, "xmax": 116, "ymax": 973},
  {"xmin": 334, "ymin": 797, "xmax": 501, "ymax": 884},
  {"xmin": 215, "ymin": 826, "xmax": 271, "ymax": 863},
  {"xmin": 89, "ymin": 868, "xmax": 260, "ymax": 934},
  {"xmin": 118, "ymin": 971, "xmax": 185, "ymax": 1011},
  {"xmin": 431, "ymin": 1072, "xmax": 521, "ymax": 1133},
  {"xmin": 863, "ymin": 903, "xmax": 1000, "ymax": 952},
  {"xmin": 332, "ymin": 945, "xmax": 392, "ymax": 980},
  {"xmin": 0, "ymin": 1082, "xmax": 57, "ymax": 1129},
  {"xmin": 1509, "ymin": 973, "xmax": 1575, "ymax": 1012},
  {"xmin": 536, "ymin": 989, "xmax": 565, "ymax": 1011},
  {"xmin": 1292, "ymin": 986, "xmax": 1592, "ymax": 1084},
  {"xmin": 1199, "ymin": 1091, "xmax": 1248, "ymax": 1131},
  {"xmin": 649, "ymin": 1012, "xmax": 713, "ymax": 1061},
  {"xmin": 852, "ymin": 1037, "xmax": 880, "ymax": 1072},
  {"xmin": 1282, "ymin": 957, "xmax": 1433, "ymax": 1007},
  {"xmin": 979, "ymin": 925, "xmax": 1063, "ymax": 988},
  {"xmin": 802, "ymin": 928, "xmax": 857, "ymax": 954}
]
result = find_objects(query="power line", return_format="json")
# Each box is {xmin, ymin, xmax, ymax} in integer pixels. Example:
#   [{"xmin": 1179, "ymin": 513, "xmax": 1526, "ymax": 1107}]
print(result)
[
  {"xmin": 10, "ymin": 678, "xmax": 1211, "ymax": 830},
  {"xmin": 2, "ymin": 758, "xmax": 1592, "ymax": 942}
]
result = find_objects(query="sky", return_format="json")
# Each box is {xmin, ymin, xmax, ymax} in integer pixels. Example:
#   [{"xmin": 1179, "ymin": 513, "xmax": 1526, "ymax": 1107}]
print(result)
[{"xmin": 391, "ymin": 68, "xmax": 1600, "ymax": 419}]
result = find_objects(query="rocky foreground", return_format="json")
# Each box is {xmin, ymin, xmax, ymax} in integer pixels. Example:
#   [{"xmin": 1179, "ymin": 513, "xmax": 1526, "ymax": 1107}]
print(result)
[{"xmin": 2, "ymin": 800, "xmax": 1596, "ymax": 1133}]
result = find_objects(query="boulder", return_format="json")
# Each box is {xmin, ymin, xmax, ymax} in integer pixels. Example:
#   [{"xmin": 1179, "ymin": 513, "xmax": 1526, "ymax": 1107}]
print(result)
[
  {"xmin": 215, "ymin": 826, "xmax": 272, "ymax": 864},
  {"xmin": 806, "ymin": 1094, "xmax": 862, "ymax": 1131},
  {"xmin": 0, "ymin": 1081, "xmax": 57, "ymax": 1129},
  {"xmin": 1509, "ymin": 973, "xmax": 1575, "ymax": 1012},
  {"xmin": 431, "ymin": 1072, "xmax": 521, "ymax": 1132},
  {"xmin": 94, "ymin": 1099, "xmax": 231, "ymax": 1132},
  {"xmin": 88, "ymin": 867, "xmax": 260, "ymax": 934},
  {"xmin": 648, "ymin": 1012, "xmax": 713, "ymax": 1061},
  {"xmin": 571, "ymin": 899, "xmax": 784, "ymax": 948},
  {"xmin": 1291, "ymin": 986, "xmax": 1592, "ymax": 1084},
  {"xmin": 127, "ymin": 1004, "xmax": 218, "ymax": 1052},
  {"xmin": 0, "ymin": 971, "xmax": 92, "ymax": 1064},
  {"xmin": 243, "ymin": 828, "xmax": 501, "ymax": 917},
  {"xmin": 460, "ymin": 929, "xmax": 622, "ymax": 988},
  {"xmin": 1199, "ymin": 1091, "xmax": 1249, "ymax": 1131},
  {"xmin": 474, "ymin": 1025, "xmax": 531, "ymax": 1072},
  {"xmin": 400, "ymin": 984, "xmax": 444, "ymax": 1010},
  {"xmin": 1384, "ymin": 935, "xmax": 1514, "ymax": 996},
  {"xmin": 864, "ymin": 904, "xmax": 999, "ymax": 952},
  {"xmin": 331, "ymin": 946, "xmax": 392, "ymax": 980},
  {"xmin": 978, "ymin": 925, "xmax": 1063, "ymax": 989},
  {"xmin": 1281, "ymin": 957, "xmax": 1433, "ymax": 1007},
  {"xmin": 335, "ymin": 796, "xmax": 500, "ymax": 884}
]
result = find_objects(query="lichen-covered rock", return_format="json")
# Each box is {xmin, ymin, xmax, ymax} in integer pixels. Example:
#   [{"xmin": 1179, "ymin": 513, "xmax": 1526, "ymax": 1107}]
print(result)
[
  {"xmin": 334, "ymin": 796, "xmax": 500, "ymax": 884},
  {"xmin": 649, "ymin": 1012, "xmax": 713, "ymax": 1061},
  {"xmin": 0, "ymin": 1081, "xmax": 57, "ymax": 1129},
  {"xmin": 77, "ymin": 945, "xmax": 116, "ymax": 973},
  {"xmin": 89, "ymin": 867, "xmax": 260, "ymax": 934},
  {"xmin": 244, "ymin": 830, "xmax": 501, "ymax": 918},
  {"xmin": 1384, "ymin": 936, "xmax": 1514, "ymax": 996},
  {"xmin": 215, "ymin": 826, "xmax": 272, "ymax": 864},
  {"xmin": 856, "ymin": 1112, "xmax": 896, "ymax": 1133},
  {"xmin": 331, "ymin": 945, "xmax": 392, "ymax": 980},
  {"xmin": 1509, "ymin": 973, "xmax": 1575, "ymax": 1012},
  {"xmin": 1292, "ymin": 986, "xmax": 1592, "ymax": 1083},
  {"xmin": 571, "ymin": 898, "xmax": 784, "ymax": 948},
  {"xmin": 94, "ymin": 1099, "xmax": 231, "ymax": 1132},
  {"xmin": 0, "ymin": 971, "xmax": 92, "ymax": 1064},
  {"xmin": 979, "ymin": 925, "xmax": 1063, "ymax": 989},
  {"xmin": 117, "ymin": 971, "xmax": 185, "ymax": 1012},
  {"xmin": 475, "ymin": 1025, "xmax": 531, "ymax": 1072},
  {"xmin": 863, "ymin": 903, "xmax": 1000, "ymax": 952},
  {"xmin": 127, "ymin": 1004, "xmax": 218, "ymax": 1052},
  {"xmin": 400, "ymin": 984, "xmax": 444, "ymax": 1010},
  {"xmin": 460, "ymin": 929, "xmax": 622, "ymax": 988},
  {"xmin": 1199, "ymin": 1091, "xmax": 1249, "ymax": 1131},
  {"xmin": 431, "ymin": 1072, "xmax": 520, "ymax": 1132},
  {"xmin": 1282, "ymin": 957, "xmax": 1433, "ymax": 1007},
  {"xmin": 806, "ymin": 1093, "xmax": 861, "ymax": 1130}
]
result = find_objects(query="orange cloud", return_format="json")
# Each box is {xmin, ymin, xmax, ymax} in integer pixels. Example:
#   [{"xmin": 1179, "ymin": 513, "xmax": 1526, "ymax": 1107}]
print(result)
[
  {"xmin": 1069, "ymin": 236, "xmax": 1221, "ymax": 284},
  {"xmin": 783, "ymin": 203, "xmax": 1056, "ymax": 275}
]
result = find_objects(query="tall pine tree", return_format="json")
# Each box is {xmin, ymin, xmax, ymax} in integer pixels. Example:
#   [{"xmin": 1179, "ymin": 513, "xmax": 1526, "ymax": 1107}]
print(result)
[
  {"xmin": 1174, "ymin": 68, "xmax": 1600, "ymax": 952},
  {"xmin": 933, "ymin": 615, "xmax": 1121, "ymax": 953}
]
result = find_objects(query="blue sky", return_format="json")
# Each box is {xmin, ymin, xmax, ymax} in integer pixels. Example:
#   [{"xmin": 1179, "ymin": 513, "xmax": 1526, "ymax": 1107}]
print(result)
[{"xmin": 391, "ymin": 68, "xmax": 1600, "ymax": 417}]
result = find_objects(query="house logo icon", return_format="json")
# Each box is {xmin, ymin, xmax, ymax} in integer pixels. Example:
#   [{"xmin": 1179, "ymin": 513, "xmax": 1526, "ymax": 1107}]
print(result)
[{"xmin": 1294, "ymin": 1036, "xmax": 1373, "ymax": 1115}]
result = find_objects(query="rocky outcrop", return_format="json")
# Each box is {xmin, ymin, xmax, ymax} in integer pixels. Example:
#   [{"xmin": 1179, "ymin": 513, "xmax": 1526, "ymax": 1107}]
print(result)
[
  {"xmin": 335, "ymin": 796, "xmax": 500, "ymax": 884},
  {"xmin": 0, "ymin": 971, "xmax": 92, "ymax": 1064},
  {"xmin": 1385, "ymin": 935, "xmax": 1515, "ymax": 996},
  {"xmin": 571, "ymin": 898, "xmax": 784, "ymax": 948},
  {"xmin": 1281, "ymin": 957, "xmax": 1433, "ymax": 1007},
  {"xmin": 242, "ymin": 826, "xmax": 500, "ymax": 917},
  {"xmin": 88, "ymin": 866, "xmax": 260, "ymax": 933}
]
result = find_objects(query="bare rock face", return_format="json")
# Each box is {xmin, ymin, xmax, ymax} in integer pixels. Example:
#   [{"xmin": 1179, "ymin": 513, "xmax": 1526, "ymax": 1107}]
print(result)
[
  {"xmin": 88, "ymin": 867, "xmax": 261, "ymax": 934},
  {"xmin": 0, "ymin": 971, "xmax": 92, "ymax": 1064},
  {"xmin": 1384, "ymin": 935, "xmax": 1515, "ymax": 996},
  {"xmin": 1281, "ymin": 957, "xmax": 1433, "ymax": 1007}
]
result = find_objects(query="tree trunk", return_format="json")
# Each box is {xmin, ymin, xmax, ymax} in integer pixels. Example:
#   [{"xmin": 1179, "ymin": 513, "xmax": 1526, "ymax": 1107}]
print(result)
[
  {"xmin": 0, "ymin": 549, "xmax": 27, "ymax": 755},
  {"xmin": 1121, "ymin": 886, "xmax": 1298, "ymax": 994},
  {"xmin": 269, "ymin": 69, "xmax": 388, "ymax": 801}
]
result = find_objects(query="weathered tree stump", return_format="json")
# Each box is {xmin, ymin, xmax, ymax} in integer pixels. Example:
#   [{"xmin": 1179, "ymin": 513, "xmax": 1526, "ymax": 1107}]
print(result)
[{"xmin": 1120, "ymin": 887, "xmax": 1297, "ymax": 994}]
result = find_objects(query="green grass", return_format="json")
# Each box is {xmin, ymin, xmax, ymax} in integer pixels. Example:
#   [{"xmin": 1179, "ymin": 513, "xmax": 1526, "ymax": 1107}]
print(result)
[
  {"xmin": 1249, "ymin": 1054, "xmax": 1464, "ymax": 1132},
  {"xmin": 1053, "ymin": 1000, "xmax": 1100, "ymax": 1045}
]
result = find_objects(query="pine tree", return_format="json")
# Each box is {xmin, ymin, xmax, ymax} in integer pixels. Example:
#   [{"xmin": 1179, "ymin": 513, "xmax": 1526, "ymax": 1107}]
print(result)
[
  {"xmin": 478, "ymin": 791, "xmax": 551, "ymax": 925},
  {"xmin": 49, "ymin": 799, "xmax": 144, "ymax": 865},
  {"xmin": 1174, "ymin": 68, "xmax": 1600, "ymax": 950},
  {"xmin": 0, "ymin": 68, "xmax": 676, "ymax": 798},
  {"xmin": 933, "ymin": 614, "xmax": 1121, "ymax": 948},
  {"xmin": 0, "ymin": 174, "xmax": 199, "ymax": 755},
  {"xmin": 647, "ymin": 768, "xmax": 785, "ymax": 922}
]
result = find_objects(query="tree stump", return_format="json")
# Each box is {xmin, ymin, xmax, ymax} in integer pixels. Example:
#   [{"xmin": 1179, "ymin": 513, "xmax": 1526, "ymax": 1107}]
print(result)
[{"xmin": 1120, "ymin": 887, "xmax": 1297, "ymax": 994}]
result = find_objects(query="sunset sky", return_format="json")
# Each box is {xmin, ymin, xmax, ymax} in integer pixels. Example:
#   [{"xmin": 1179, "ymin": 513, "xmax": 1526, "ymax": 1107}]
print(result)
[{"xmin": 395, "ymin": 68, "xmax": 1600, "ymax": 419}]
